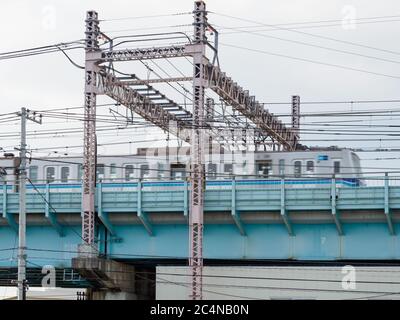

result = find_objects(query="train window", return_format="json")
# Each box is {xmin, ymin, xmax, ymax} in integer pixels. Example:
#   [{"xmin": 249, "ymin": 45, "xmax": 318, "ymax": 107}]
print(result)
[
  {"xmin": 256, "ymin": 160, "xmax": 271, "ymax": 178},
  {"xmin": 77, "ymin": 164, "xmax": 83, "ymax": 182},
  {"xmin": 157, "ymin": 163, "xmax": 165, "ymax": 179},
  {"xmin": 61, "ymin": 167, "xmax": 70, "ymax": 183},
  {"xmin": 29, "ymin": 166, "xmax": 38, "ymax": 183},
  {"xmin": 46, "ymin": 167, "xmax": 55, "ymax": 183},
  {"xmin": 224, "ymin": 163, "xmax": 233, "ymax": 179},
  {"xmin": 170, "ymin": 163, "xmax": 186, "ymax": 180},
  {"xmin": 279, "ymin": 159, "xmax": 285, "ymax": 176},
  {"xmin": 207, "ymin": 163, "xmax": 217, "ymax": 179},
  {"xmin": 306, "ymin": 161, "xmax": 315, "ymax": 173},
  {"xmin": 140, "ymin": 164, "xmax": 150, "ymax": 179},
  {"xmin": 294, "ymin": 161, "xmax": 302, "ymax": 178},
  {"xmin": 334, "ymin": 161, "xmax": 341, "ymax": 174},
  {"xmin": 96, "ymin": 164, "xmax": 105, "ymax": 181},
  {"xmin": 124, "ymin": 165, "xmax": 135, "ymax": 181},
  {"xmin": 110, "ymin": 163, "xmax": 117, "ymax": 178}
]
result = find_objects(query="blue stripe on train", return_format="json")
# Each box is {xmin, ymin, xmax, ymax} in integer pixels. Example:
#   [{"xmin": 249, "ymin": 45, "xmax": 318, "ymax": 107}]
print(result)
[{"xmin": 24, "ymin": 178, "xmax": 360, "ymax": 189}]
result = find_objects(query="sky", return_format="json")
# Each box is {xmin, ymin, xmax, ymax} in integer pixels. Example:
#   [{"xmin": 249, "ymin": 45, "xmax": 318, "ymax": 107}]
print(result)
[{"xmin": 1, "ymin": 0, "xmax": 400, "ymax": 175}]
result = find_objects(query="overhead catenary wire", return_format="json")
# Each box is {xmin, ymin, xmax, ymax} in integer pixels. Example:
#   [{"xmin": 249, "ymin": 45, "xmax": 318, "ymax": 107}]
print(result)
[
  {"xmin": 216, "ymin": 24, "xmax": 400, "ymax": 65},
  {"xmin": 215, "ymin": 13, "xmax": 400, "ymax": 33},
  {"xmin": 210, "ymin": 11, "xmax": 400, "ymax": 57},
  {"xmin": 220, "ymin": 42, "xmax": 400, "ymax": 80},
  {"xmin": 100, "ymin": 11, "xmax": 192, "ymax": 22}
]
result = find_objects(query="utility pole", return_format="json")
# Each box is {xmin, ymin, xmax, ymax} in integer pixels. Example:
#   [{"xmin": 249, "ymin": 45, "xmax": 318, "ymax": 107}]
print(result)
[{"xmin": 17, "ymin": 107, "xmax": 42, "ymax": 300}]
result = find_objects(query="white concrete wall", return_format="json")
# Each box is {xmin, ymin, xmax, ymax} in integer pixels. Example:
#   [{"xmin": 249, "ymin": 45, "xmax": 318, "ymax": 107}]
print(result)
[
  {"xmin": 156, "ymin": 266, "xmax": 400, "ymax": 300},
  {"xmin": 0, "ymin": 287, "xmax": 81, "ymax": 300}
]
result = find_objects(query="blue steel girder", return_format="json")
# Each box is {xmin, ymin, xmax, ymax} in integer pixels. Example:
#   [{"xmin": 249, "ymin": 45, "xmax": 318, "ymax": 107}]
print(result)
[
  {"xmin": 183, "ymin": 180, "xmax": 189, "ymax": 221},
  {"xmin": 45, "ymin": 184, "xmax": 64, "ymax": 236},
  {"xmin": 331, "ymin": 178, "xmax": 343, "ymax": 236},
  {"xmin": 137, "ymin": 181, "xmax": 153, "ymax": 235},
  {"xmin": 2, "ymin": 183, "xmax": 17, "ymax": 232},
  {"xmin": 280, "ymin": 179, "xmax": 294, "ymax": 236},
  {"xmin": 231, "ymin": 179, "xmax": 246, "ymax": 236},
  {"xmin": 384, "ymin": 174, "xmax": 395, "ymax": 235},
  {"xmin": 97, "ymin": 183, "xmax": 116, "ymax": 236}
]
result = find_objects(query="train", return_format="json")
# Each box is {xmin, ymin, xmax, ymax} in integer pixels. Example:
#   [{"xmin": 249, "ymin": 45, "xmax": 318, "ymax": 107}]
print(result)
[{"xmin": 0, "ymin": 145, "xmax": 363, "ymax": 189}]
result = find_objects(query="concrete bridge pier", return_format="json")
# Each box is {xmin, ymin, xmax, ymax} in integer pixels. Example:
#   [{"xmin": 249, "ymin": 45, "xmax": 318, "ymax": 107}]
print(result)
[{"xmin": 72, "ymin": 257, "xmax": 154, "ymax": 300}]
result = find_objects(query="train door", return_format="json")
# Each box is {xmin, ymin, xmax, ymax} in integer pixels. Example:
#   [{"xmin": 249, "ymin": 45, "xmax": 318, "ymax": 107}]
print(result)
[
  {"xmin": 28, "ymin": 166, "xmax": 38, "ymax": 183},
  {"xmin": 45, "ymin": 166, "xmax": 56, "ymax": 183},
  {"xmin": 124, "ymin": 164, "xmax": 135, "ymax": 181},
  {"xmin": 256, "ymin": 160, "xmax": 272, "ymax": 178},
  {"xmin": 170, "ymin": 163, "xmax": 186, "ymax": 180},
  {"xmin": 157, "ymin": 162, "xmax": 166, "ymax": 179},
  {"xmin": 333, "ymin": 159, "xmax": 341, "ymax": 176},
  {"xmin": 207, "ymin": 163, "xmax": 217, "ymax": 180},
  {"xmin": 96, "ymin": 164, "xmax": 105, "ymax": 181},
  {"xmin": 109, "ymin": 163, "xmax": 117, "ymax": 180},
  {"xmin": 139, "ymin": 163, "xmax": 150, "ymax": 180},
  {"xmin": 223, "ymin": 163, "xmax": 233, "ymax": 179},
  {"xmin": 61, "ymin": 166, "xmax": 70, "ymax": 183},
  {"xmin": 305, "ymin": 160, "xmax": 315, "ymax": 177}
]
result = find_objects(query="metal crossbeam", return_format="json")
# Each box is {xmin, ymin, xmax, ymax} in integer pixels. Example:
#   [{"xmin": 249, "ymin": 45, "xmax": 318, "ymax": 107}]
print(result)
[
  {"xmin": 98, "ymin": 70, "xmax": 233, "ymax": 148},
  {"xmin": 120, "ymin": 76, "xmax": 192, "ymax": 85},
  {"xmin": 206, "ymin": 64, "xmax": 298, "ymax": 150},
  {"xmin": 100, "ymin": 45, "xmax": 188, "ymax": 62},
  {"xmin": 97, "ymin": 70, "xmax": 191, "ymax": 142}
]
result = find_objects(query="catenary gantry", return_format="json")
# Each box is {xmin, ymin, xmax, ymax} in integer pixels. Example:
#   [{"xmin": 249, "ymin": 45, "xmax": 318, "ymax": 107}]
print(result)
[{"xmin": 81, "ymin": 1, "xmax": 299, "ymax": 300}]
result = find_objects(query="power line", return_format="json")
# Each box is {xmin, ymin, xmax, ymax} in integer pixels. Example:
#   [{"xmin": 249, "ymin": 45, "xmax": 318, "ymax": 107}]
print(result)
[
  {"xmin": 265, "ymin": 99, "xmax": 400, "ymax": 105},
  {"xmin": 218, "ymin": 19, "xmax": 400, "ymax": 36},
  {"xmin": 0, "ymin": 45, "xmax": 84, "ymax": 62},
  {"xmin": 100, "ymin": 12, "xmax": 192, "ymax": 22},
  {"xmin": 0, "ymin": 40, "xmax": 84, "ymax": 57},
  {"xmin": 220, "ymin": 42, "xmax": 400, "ymax": 80},
  {"xmin": 217, "ymin": 25, "xmax": 400, "ymax": 65},
  {"xmin": 211, "ymin": 11, "xmax": 400, "ymax": 57},
  {"xmin": 102, "ymin": 24, "xmax": 192, "ymax": 34},
  {"xmin": 216, "ymin": 14, "xmax": 400, "ymax": 32}
]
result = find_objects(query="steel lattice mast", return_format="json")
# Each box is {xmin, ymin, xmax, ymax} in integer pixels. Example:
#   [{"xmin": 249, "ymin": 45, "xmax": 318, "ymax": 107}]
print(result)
[
  {"xmin": 292, "ymin": 95, "xmax": 300, "ymax": 141},
  {"xmin": 81, "ymin": 11, "xmax": 99, "ymax": 251},
  {"xmin": 189, "ymin": 1, "xmax": 207, "ymax": 300}
]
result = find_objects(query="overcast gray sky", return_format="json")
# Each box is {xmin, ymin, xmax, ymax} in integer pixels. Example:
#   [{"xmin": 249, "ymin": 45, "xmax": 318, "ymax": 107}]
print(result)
[{"xmin": 1, "ymin": 0, "xmax": 400, "ymax": 174}]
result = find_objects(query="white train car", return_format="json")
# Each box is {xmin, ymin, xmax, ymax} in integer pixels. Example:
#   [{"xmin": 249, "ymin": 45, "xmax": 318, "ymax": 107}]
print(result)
[
  {"xmin": 0, "ymin": 154, "xmax": 20, "ymax": 192},
  {"xmin": 19, "ymin": 146, "xmax": 362, "ymax": 187}
]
